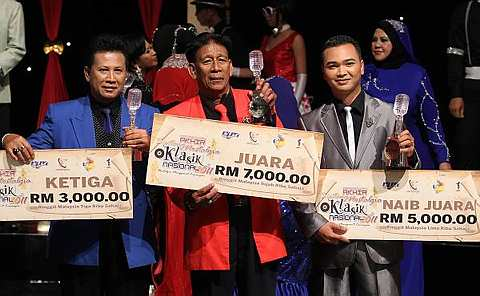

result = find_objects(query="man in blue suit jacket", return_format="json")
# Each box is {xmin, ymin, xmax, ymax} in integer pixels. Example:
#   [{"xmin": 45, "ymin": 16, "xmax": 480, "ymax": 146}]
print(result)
[{"xmin": 3, "ymin": 34, "xmax": 158, "ymax": 296}]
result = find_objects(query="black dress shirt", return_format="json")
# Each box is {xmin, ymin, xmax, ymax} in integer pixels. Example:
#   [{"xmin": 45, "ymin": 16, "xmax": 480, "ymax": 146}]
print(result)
[
  {"xmin": 200, "ymin": 89, "xmax": 238, "ymax": 122},
  {"xmin": 90, "ymin": 97, "xmax": 122, "ymax": 148},
  {"xmin": 334, "ymin": 92, "xmax": 365, "ymax": 150}
]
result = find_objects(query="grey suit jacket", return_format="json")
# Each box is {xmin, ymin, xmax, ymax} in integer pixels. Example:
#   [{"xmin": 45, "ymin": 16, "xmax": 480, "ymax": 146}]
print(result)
[
  {"xmin": 0, "ymin": 0, "xmax": 25, "ymax": 104},
  {"xmin": 296, "ymin": 93, "xmax": 403, "ymax": 269}
]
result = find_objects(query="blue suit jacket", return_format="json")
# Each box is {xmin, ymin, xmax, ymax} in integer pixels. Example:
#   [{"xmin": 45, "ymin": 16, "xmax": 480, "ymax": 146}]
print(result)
[{"xmin": 28, "ymin": 96, "xmax": 158, "ymax": 268}]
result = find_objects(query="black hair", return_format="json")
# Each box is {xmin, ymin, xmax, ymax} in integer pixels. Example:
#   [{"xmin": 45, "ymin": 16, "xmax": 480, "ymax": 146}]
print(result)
[
  {"xmin": 122, "ymin": 34, "xmax": 147, "ymax": 72},
  {"xmin": 321, "ymin": 35, "xmax": 362, "ymax": 65},
  {"xmin": 153, "ymin": 24, "xmax": 197, "ymax": 65},
  {"xmin": 185, "ymin": 32, "xmax": 232, "ymax": 63},
  {"xmin": 85, "ymin": 34, "xmax": 127, "ymax": 68}
]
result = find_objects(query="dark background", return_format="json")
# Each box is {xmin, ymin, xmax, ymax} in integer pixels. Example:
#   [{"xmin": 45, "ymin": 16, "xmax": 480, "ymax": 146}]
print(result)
[
  {"xmin": 5, "ymin": 0, "xmax": 473, "ymax": 295},
  {"xmin": 12, "ymin": 0, "xmax": 463, "ymax": 139}
]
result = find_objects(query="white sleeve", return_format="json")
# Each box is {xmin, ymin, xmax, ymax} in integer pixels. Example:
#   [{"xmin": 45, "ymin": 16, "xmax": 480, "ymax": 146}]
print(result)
[{"xmin": 294, "ymin": 73, "xmax": 307, "ymax": 104}]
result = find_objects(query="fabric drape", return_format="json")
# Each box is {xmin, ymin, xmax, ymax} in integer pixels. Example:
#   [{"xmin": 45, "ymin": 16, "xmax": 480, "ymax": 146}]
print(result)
[
  {"xmin": 37, "ymin": 0, "xmax": 68, "ymax": 127},
  {"xmin": 137, "ymin": 0, "xmax": 163, "ymax": 41}
]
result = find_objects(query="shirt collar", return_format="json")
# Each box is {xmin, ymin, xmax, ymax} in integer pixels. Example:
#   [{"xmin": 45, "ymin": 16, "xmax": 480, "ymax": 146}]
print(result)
[
  {"xmin": 334, "ymin": 91, "xmax": 365, "ymax": 116},
  {"xmin": 89, "ymin": 95, "xmax": 121, "ymax": 113},
  {"xmin": 199, "ymin": 88, "xmax": 237, "ymax": 121}
]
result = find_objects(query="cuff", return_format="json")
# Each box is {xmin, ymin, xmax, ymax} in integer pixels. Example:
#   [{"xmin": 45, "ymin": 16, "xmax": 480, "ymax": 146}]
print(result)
[{"xmin": 1, "ymin": 133, "xmax": 13, "ymax": 147}]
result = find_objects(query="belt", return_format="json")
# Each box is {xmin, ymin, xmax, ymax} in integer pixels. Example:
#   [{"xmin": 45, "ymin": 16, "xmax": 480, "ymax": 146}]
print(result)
[{"xmin": 465, "ymin": 67, "xmax": 480, "ymax": 80}]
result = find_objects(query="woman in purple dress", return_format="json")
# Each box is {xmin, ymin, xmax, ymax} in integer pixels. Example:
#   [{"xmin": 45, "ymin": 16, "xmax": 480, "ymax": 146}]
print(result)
[{"xmin": 362, "ymin": 19, "xmax": 451, "ymax": 296}]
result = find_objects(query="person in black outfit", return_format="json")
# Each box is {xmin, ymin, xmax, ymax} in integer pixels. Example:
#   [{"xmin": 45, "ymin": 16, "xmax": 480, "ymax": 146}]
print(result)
[
  {"xmin": 190, "ymin": 0, "xmax": 252, "ymax": 89},
  {"xmin": 423, "ymin": 3, "xmax": 480, "ymax": 294},
  {"xmin": 447, "ymin": 0, "xmax": 480, "ymax": 169}
]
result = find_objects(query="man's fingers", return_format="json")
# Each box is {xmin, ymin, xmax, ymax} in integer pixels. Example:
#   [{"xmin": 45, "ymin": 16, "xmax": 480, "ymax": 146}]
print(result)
[
  {"xmin": 24, "ymin": 144, "xmax": 34, "ymax": 159},
  {"xmin": 202, "ymin": 187, "xmax": 219, "ymax": 200},
  {"xmin": 193, "ymin": 184, "xmax": 216, "ymax": 199},
  {"xmin": 332, "ymin": 223, "xmax": 348, "ymax": 235},
  {"xmin": 334, "ymin": 234, "xmax": 350, "ymax": 244},
  {"xmin": 8, "ymin": 148, "xmax": 19, "ymax": 161},
  {"xmin": 210, "ymin": 192, "xmax": 222, "ymax": 202}
]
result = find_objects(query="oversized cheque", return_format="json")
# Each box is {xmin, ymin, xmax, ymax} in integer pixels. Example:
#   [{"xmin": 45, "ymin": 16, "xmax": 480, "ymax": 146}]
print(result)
[
  {"xmin": 316, "ymin": 169, "xmax": 480, "ymax": 242},
  {"xmin": 146, "ymin": 114, "xmax": 324, "ymax": 202},
  {"xmin": 0, "ymin": 148, "xmax": 133, "ymax": 221}
]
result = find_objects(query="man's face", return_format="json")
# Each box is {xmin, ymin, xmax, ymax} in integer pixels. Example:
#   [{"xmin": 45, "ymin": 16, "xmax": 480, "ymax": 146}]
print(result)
[
  {"xmin": 190, "ymin": 41, "xmax": 232, "ymax": 99},
  {"xmin": 84, "ymin": 51, "xmax": 127, "ymax": 104},
  {"xmin": 322, "ymin": 43, "xmax": 364, "ymax": 98}
]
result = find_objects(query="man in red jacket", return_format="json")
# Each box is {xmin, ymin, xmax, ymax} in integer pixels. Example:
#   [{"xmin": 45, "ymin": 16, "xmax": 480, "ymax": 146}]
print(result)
[{"xmin": 159, "ymin": 32, "xmax": 286, "ymax": 296}]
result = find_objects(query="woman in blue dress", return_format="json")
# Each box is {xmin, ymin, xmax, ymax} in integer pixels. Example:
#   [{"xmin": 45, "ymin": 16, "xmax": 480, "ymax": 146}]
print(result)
[
  {"xmin": 270, "ymin": 76, "xmax": 311, "ymax": 296},
  {"xmin": 362, "ymin": 19, "xmax": 451, "ymax": 296}
]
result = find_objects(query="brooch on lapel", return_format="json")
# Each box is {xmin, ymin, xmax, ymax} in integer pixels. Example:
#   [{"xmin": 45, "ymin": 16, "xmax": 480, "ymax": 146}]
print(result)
[{"xmin": 365, "ymin": 118, "xmax": 374, "ymax": 128}]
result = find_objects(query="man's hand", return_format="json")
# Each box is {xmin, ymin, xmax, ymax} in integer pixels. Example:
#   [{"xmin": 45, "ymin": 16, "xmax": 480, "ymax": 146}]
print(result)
[
  {"xmin": 253, "ymin": 78, "xmax": 277, "ymax": 108},
  {"xmin": 439, "ymin": 162, "xmax": 452, "ymax": 170},
  {"xmin": 122, "ymin": 128, "xmax": 150, "ymax": 152},
  {"xmin": 3, "ymin": 134, "xmax": 34, "ymax": 163},
  {"xmin": 398, "ymin": 129, "xmax": 415, "ymax": 158},
  {"xmin": 186, "ymin": 183, "xmax": 222, "ymax": 209},
  {"xmin": 313, "ymin": 222, "xmax": 349, "ymax": 245},
  {"xmin": 449, "ymin": 97, "xmax": 464, "ymax": 118}
]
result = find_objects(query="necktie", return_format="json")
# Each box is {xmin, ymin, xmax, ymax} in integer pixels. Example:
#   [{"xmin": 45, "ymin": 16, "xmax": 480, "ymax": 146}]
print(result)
[
  {"xmin": 100, "ymin": 108, "xmax": 113, "ymax": 134},
  {"xmin": 344, "ymin": 106, "xmax": 355, "ymax": 164},
  {"xmin": 214, "ymin": 103, "xmax": 229, "ymax": 122}
]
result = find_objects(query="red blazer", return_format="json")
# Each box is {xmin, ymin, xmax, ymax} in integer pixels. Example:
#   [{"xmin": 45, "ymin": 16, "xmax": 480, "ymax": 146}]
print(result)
[{"xmin": 154, "ymin": 89, "xmax": 286, "ymax": 295}]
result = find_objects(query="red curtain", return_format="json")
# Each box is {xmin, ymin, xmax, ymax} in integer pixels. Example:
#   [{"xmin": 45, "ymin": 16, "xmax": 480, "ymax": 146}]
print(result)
[
  {"xmin": 37, "ymin": 0, "xmax": 68, "ymax": 127},
  {"xmin": 137, "ymin": 0, "xmax": 164, "ymax": 41}
]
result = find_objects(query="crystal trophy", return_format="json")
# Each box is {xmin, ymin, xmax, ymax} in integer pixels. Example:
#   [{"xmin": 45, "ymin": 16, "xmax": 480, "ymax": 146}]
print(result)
[
  {"xmin": 385, "ymin": 93, "xmax": 410, "ymax": 169},
  {"xmin": 248, "ymin": 50, "xmax": 270, "ymax": 124},
  {"xmin": 127, "ymin": 88, "xmax": 142, "ymax": 128},
  {"xmin": 126, "ymin": 88, "xmax": 143, "ymax": 161},
  {"xmin": 123, "ymin": 72, "xmax": 135, "ymax": 95}
]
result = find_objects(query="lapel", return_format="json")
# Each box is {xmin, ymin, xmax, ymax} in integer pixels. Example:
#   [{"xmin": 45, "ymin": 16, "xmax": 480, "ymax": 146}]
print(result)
[
  {"xmin": 231, "ymin": 89, "xmax": 249, "ymax": 123},
  {"xmin": 319, "ymin": 103, "xmax": 353, "ymax": 167},
  {"xmin": 188, "ymin": 96, "xmax": 208, "ymax": 118},
  {"xmin": 355, "ymin": 94, "xmax": 382, "ymax": 167},
  {"xmin": 70, "ymin": 97, "xmax": 96, "ymax": 148}
]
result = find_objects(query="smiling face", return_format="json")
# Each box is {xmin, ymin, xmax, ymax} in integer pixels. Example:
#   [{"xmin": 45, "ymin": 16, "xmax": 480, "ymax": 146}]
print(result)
[
  {"xmin": 189, "ymin": 41, "xmax": 232, "ymax": 100},
  {"xmin": 371, "ymin": 28, "xmax": 393, "ymax": 62},
  {"xmin": 84, "ymin": 51, "xmax": 127, "ymax": 104},
  {"xmin": 322, "ymin": 43, "xmax": 364, "ymax": 104},
  {"xmin": 136, "ymin": 41, "xmax": 158, "ymax": 71}
]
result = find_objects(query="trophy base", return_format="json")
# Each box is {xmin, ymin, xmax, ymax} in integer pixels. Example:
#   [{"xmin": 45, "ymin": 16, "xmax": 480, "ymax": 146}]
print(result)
[
  {"xmin": 385, "ymin": 166, "xmax": 410, "ymax": 171},
  {"xmin": 385, "ymin": 159, "xmax": 410, "ymax": 170}
]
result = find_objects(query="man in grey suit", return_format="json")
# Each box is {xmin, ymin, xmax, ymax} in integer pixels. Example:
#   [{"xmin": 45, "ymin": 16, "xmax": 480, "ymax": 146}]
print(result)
[
  {"xmin": 296, "ymin": 35, "xmax": 416, "ymax": 296},
  {"xmin": 0, "ymin": 0, "xmax": 25, "ymax": 136}
]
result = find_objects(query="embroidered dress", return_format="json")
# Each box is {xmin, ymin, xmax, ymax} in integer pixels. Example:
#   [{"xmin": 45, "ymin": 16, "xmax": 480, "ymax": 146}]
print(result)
[{"xmin": 362, "ymin": 19, "xmax": 450, "ymax": 296}]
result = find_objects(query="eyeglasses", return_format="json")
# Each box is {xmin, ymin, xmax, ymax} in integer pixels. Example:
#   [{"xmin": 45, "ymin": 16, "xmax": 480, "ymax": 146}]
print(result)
[{"xmin": 262, "ymin": 6, "xmax": 276, "ymax": 17}]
